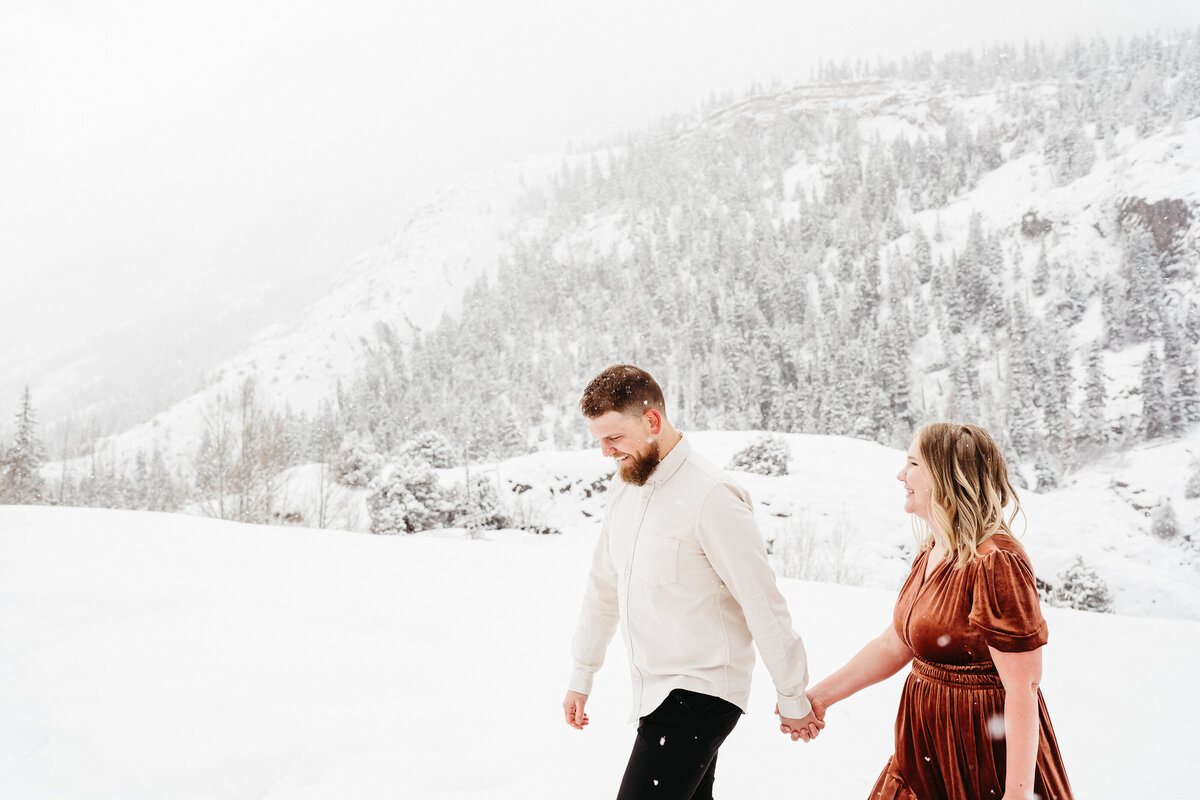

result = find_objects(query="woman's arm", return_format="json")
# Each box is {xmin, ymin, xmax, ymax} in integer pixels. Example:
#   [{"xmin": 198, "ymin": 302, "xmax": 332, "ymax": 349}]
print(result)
[
  {"xmin": 805, "ymin": 623, "xmax": 913, "ymax": 715},
  {"xmin": 990, "ymin": 645, "xmax": 1042, "ymax": 800}
]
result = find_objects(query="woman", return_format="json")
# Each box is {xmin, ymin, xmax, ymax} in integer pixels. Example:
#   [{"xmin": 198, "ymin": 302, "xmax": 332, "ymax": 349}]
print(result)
[{"xmin": 788, "ymin": 423, "xmax": 1072, "ymax": 800}]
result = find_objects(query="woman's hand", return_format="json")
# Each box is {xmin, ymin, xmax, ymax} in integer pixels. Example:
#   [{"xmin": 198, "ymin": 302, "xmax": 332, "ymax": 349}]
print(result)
[
  {"xmin": 775, "ymin": 704, "xmax": 824, "ymax": 742},
  {"xmin": 778, "ymin": 693, "xmax": 828, "ymax": 742}
]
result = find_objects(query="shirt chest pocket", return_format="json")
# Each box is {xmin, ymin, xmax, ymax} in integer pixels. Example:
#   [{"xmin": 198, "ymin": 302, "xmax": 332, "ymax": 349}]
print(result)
[{"xmin": 632, "ymin": 534, "xmax": 679, "ymax": 586}]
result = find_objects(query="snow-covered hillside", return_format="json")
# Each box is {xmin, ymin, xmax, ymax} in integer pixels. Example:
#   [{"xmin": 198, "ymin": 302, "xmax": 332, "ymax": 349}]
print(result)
[
  {"xmin": 261, "ymin": 432, "xmax": 1199, "ymax": 620},
  {"xmin": 1, "ymin": 504, "xmax": 1196, "ymax": 799},
  {"xmin": 49, "ymin": 155, "xmax": 562, "ymax": 468},
  {"xmin": 60, "ymin": 49, "xmax": 1200, "ymax": 476}
]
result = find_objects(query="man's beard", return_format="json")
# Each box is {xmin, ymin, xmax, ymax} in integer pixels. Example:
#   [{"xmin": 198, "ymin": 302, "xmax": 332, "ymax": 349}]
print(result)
[{"xmin": 617, "ymin": 440, "xmax": 662, "ymax": 486}]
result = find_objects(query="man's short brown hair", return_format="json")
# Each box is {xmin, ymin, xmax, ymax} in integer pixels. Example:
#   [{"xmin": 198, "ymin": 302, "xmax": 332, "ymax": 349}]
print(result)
[{"xmin": 580, "ymin": 364, "xmax": 666, "ymax": 418}]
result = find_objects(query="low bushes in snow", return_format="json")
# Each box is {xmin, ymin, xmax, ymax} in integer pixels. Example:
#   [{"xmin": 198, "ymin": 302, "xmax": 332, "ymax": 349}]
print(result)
[
  {"xmin": 1049, "ymin": 557, "xmax": 1113, "ymax": 613},
  {"xmin": 367, "ymin": 458, "xmax": 513, "ymax": 536},
  {"xmin": 727, "ymin": 435, "xmax": 790, "ymax": 477}
]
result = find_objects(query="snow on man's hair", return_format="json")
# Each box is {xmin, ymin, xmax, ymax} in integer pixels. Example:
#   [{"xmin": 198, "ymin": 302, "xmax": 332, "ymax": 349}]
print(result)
[{"xmin": 579, "ymin": 364, "xmax": 666, "ymax": 419}]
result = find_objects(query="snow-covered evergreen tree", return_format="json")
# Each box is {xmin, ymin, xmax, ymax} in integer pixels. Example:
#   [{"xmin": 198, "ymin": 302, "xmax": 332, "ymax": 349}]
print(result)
[
  {"xmin": 1051, "ymin": 557, "xmax": 1113, "ymax": 613},
  {"xmin": 1139, "ymin": 347, "xmax": 1168, "ymax": 440},
  {"xmin": 334, "ymin": 431, "xmax": 384, "ymax": 488},
  {"xmin": 727, "ymin": 435, "xmax": 791, "ymax": 477},
  {"xmin": 1034, "ymin": 450, "xmax": 1058, "ymax": 492},
  {"xmin": 1169, "ymin": 337, "xmax": 1200, "ymax": 429},
  {"xmin": 400, "ymin": 430, "xmax": 456, "ymax": 469},
  {"xmin": 1122, "ymin": 225, "xmax": 1165, "ymax": 341},
  {"xmin": 0, "ymin": 387, "xmax": 46, "ymax": 505},
  {"xmin": 1031, "ymin": 244, "xmax": 1050, "ymax": 297},
  {"xmin": 1151, "ymin": 499, "xmax": 1178, "ymax": 541},
  {"xmin": 367, "ymin": 458, "xmax": 455, "ymax": 535},
  {"xmin": 1078, "ymin": 342, "xmax": 1108, "ymax": 448},
  {"xmin": 1185, "ymin": 461, "xmax": 1200, "ymax": 500},
  {"xmin": 1100, "ymin": 275, "xmax": 1129, "ymax": 348},
  {"xmin": 454, "ymin": 473, "xmax": 510, "ymax": 533}
]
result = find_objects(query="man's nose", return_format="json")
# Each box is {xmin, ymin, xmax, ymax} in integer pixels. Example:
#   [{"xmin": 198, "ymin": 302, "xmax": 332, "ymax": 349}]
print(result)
[{"xmin": 602, "ymin": 442, "xmax": 614, "ymax": 457}]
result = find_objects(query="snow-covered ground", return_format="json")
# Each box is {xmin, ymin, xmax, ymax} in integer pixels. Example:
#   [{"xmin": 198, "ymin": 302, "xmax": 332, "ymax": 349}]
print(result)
[{"xmin": 2, "ymin": 501, "xmax": 1196, "ymax": 799}]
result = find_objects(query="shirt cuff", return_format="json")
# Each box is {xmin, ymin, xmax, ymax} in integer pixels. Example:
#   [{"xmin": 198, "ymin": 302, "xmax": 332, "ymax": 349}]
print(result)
[
  {"xmin": 776, "ymin": 693, "xmax": 813, "ymax": 720},
  {"xmin": 567, "ymin": 667, "xmax": 596, "ymax": 696}
]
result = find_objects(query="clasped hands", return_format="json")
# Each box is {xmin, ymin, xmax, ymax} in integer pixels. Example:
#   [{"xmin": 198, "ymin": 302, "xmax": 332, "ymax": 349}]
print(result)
[
  {"xmin": 776, "ymin": 693, "xmax": 828, "ymax": 743},
  {"xmin": 565, "ymin": 689, "xmax": 828, "ymax": 742}
]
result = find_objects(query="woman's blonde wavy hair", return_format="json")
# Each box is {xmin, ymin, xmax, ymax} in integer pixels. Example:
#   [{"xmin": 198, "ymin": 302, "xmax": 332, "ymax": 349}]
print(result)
[{"xmin": 915, "ymin": 422, "xmax": 1024, "ymax": 568}]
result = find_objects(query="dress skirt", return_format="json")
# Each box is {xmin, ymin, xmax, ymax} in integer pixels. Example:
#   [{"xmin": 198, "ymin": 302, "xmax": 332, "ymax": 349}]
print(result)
[{"xmin": 868, "ymin": 658, "xmax": 1073, "ymax": 800}]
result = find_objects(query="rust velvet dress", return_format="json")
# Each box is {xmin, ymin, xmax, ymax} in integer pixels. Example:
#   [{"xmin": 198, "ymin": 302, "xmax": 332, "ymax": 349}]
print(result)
[{"xmin": 869, "ymin": 533, "xmax": 1073, "ymax": 800}]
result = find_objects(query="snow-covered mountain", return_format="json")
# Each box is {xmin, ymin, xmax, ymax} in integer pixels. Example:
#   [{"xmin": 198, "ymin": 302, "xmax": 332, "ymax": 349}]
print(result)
[
  {"xmin": 53, "ymin": 156, "xmax": 562, "ymax": 467},
  {"xmin": 68, "ymin": 64, "xmax": 1200, "ymax": 464},
  {"xmin": 15, "ymin": 39, "xmax": 1200, "ymax": 621}
]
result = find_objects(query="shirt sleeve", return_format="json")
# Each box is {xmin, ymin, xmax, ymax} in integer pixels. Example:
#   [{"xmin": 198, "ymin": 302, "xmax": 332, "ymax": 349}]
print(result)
[
  {"xmin": 968, "ymin": 547, "xmax": 1049, "ymax": 653},
  {"xmin": 696, "ymin": 482, "xmax": 812, "ymax": 719},
  {"xmin": 567, "ymin": 513, "xmax": 621, "ymax": 695}
]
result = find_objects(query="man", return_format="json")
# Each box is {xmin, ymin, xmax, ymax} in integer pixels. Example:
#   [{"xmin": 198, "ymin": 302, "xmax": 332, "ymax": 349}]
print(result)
[{"xmin": 562, "ymin": 364, "xmax": 821, "ymax": 800}]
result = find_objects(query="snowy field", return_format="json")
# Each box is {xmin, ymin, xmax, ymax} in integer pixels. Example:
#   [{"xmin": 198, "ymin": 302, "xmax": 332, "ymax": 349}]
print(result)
[{"xmin": 2, "ymin": 503, "xmax": 1197, "ymax": 799}]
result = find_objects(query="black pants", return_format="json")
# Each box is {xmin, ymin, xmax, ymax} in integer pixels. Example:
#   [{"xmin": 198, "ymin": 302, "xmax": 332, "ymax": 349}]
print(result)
[{"xmin": 615, "ymin": 689, "xmax": 742, "ymax": 800}]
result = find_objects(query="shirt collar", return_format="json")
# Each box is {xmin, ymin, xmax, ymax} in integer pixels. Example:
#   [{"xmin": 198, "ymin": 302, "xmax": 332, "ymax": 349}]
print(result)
[{"xmin": 646, "ymin": 432, "xmax": 690, "ymax": 486}]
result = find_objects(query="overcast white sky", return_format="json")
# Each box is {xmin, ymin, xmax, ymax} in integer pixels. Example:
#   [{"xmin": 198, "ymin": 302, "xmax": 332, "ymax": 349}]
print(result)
[{"xmin": 3, "ymin": 0, "xmax": 1200, "ymax": 382}]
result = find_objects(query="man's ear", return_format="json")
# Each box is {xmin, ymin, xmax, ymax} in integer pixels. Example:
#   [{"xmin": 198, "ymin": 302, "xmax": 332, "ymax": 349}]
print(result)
[{"xmin": 644, "ymin": 408, "xmax": 662, "ymax": 435}]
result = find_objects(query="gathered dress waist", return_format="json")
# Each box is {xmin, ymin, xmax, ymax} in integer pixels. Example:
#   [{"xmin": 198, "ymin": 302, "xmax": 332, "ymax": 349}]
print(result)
[{"xmin": 911, "ymin": 657, "xmax": 1003, "ymax": 689}]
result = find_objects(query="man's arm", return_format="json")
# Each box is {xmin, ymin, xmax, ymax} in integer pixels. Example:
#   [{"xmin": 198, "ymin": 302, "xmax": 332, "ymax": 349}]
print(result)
[
  {"xmin": 696, "ymin": 483, "xmax": 817, "ymax": 728},
  {"xmin": 563, "ymin": 517, "xmax": 620, "ymax": 728}
]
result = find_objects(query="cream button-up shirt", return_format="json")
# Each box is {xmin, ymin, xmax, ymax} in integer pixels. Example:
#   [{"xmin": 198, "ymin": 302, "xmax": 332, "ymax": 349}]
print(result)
[{"xmin": 568, "ymin": 434, "xmax": 812, "ymax": 722}]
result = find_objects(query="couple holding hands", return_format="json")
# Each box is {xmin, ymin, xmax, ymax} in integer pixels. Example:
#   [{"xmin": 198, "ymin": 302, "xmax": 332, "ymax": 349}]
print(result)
[{"xmin": 562, "ymin": 365, "xmax": 1072, "ymax": 800}]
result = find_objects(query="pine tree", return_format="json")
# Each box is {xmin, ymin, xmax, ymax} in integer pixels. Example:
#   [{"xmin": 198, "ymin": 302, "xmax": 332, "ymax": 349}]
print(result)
[
  {"xmin": 335, "ymin": 431, "xmax": 385, "ymax": 486},
  {"xmin": 1034, "ymin": 449, "xmax": 1058, "ymax": 491},
  {"xmin": 1151, "ymin": 499, "xmax": 1177, "ymax": 541},
  {"xmin": 1176, "ymin": 340, "xmax": 1200, "ymax": 427},
  {"xmin": 0, "ymin": 387, "xmax": 47, "ymax": 505},
  {"xmin": 1032, "ymin": 244, "xmax": 1050, "ymax": 297},
  {"xmin": 727, "ymin": 435, "xmax": 791, "ymax": 476},
  {"xmin": 1051, "ymin": 557, "xmax": 1113, "ymax": 612},
  {"xmin": 1185, "ymin": 298, "xmax": 1200, "ymax": 345},
  {"xmin": 367, "ymin": 458, "xmax": 455, "ymax": 535},
  {"xmin": 1123, "ymin": 225, "xmax": 1165, "ymax": 340},
  {"xmin": 1100, "ymin": 275, "xmax": 1129, "ymax": 348},
  {"xmin": 912, "ymin": 225, "xmax": 933, "ymax": 284},
  {"xmin": 1139, "ymin": 347, "xmax": 1168, "ymax": 440},
  {"xmin": 1078, "ymin": 342, "xmax": 1108, "ymax": 448},
  {"xmin": 1045, "ymin": 322, "xmax": 1075, "ymax": 460},
  {"xmin": 1185, "ymin": 460, "xmax": 1200, "ymax": 500}
]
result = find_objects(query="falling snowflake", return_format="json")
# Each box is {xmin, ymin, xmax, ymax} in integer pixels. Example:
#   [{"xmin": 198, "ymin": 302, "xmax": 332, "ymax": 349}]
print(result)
[{"xmin": 987, "ymin": 713, "xmax": 1006, "ymax": 739}]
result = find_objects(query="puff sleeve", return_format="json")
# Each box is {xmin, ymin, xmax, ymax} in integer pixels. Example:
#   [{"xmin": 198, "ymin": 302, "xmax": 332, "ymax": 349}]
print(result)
[{"xmin": 967, "ymin": 547, "xmax": 1048, "ymax": 653}]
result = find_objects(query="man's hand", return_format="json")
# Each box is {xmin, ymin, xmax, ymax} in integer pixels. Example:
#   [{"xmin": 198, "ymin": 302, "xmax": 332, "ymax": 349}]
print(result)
[
  {"xmin": 563, "ymin": 690, "xmax": 590, "ymax": 730},
  {"xmin": 776, "ymin": 704, "xmax": 824, "ymax": 743}
]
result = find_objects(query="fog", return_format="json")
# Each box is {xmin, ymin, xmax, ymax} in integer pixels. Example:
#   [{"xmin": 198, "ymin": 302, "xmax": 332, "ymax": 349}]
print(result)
[{"xmin": 3, "ymin": 0, "xmax": 1199, "ymax": 432}]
